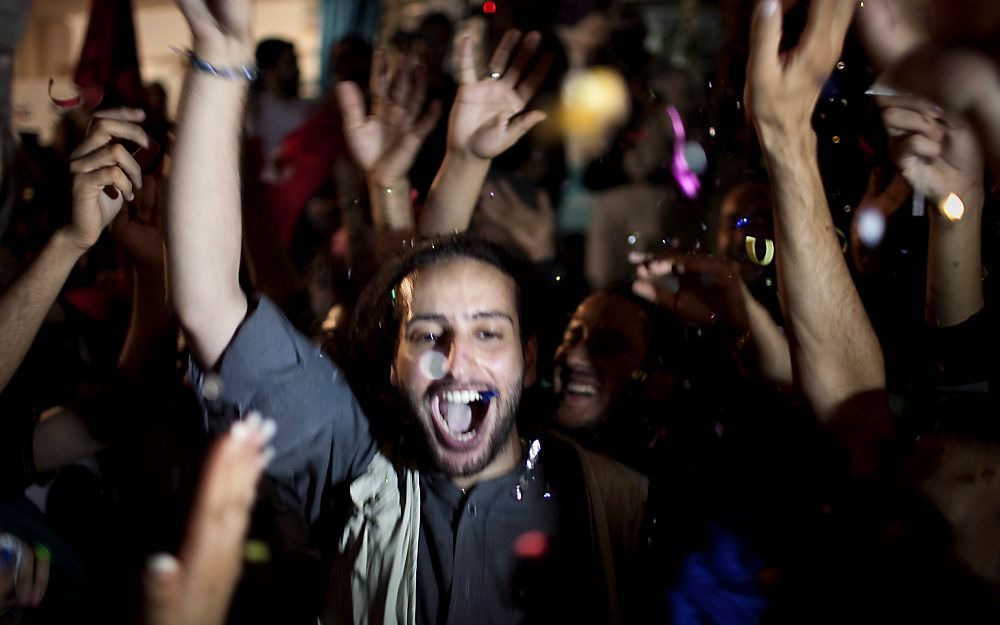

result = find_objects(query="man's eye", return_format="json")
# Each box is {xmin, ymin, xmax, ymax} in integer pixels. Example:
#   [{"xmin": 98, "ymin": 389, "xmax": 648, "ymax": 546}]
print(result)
[
  {"xmin": 478, "ymin": 330, "xmax": 501, "ymax": 340},
  {"xmin": 410, "ymin": 332, "xmax": 440, "ymax": 344}
]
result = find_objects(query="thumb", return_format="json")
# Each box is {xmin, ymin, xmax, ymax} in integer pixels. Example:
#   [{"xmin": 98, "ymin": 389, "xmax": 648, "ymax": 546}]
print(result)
[
  {"xmin": 504, "ymin": 110, "xmax": 547, "ymax": 146},
  {"xmin": 143, "ymin": 553, "xmax": 182, "ymax": 625},
  {"xmin": 748, "ymin": 0, "xmax": 783, "ymax": 86}
]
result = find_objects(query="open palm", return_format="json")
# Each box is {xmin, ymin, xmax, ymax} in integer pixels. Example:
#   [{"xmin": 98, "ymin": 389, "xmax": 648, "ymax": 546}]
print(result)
[
  {"xmin": 336, "ymin": 52, "xmax": 441, "ymax": 182},
  {"xmin": 450, "ymin": 29, "xmax": 550, "ymax": 159}
]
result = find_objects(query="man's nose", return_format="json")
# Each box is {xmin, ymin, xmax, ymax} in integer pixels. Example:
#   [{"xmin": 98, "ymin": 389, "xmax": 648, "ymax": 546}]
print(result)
[{"xmin": 444, "ymin": 334, "xmax": 477, "ymax": 379}]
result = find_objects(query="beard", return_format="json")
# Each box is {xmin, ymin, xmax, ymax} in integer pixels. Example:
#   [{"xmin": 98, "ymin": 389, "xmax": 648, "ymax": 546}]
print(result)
[{"xmin": 404, "ymin": 377, "xmax": 523, "ymax": 478}]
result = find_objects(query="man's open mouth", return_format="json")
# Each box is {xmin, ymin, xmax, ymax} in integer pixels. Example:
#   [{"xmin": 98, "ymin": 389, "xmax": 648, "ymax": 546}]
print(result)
[
  {"xmin": 429, "ymin": 388, "xmax": 497, "ymax": 449},
  {"xmin": 555, "ymin": 366, "xmax": 602, "ymax": 400}
]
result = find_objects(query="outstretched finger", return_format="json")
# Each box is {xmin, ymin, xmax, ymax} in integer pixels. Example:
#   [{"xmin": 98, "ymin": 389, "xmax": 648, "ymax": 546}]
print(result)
[
  {"xmin": 458, "ymin": 35, "xmax": 478, "ymax": 85},
  {"xmin": 748, "ymin": 0, "xmax": 783, "ymax": 87},
  {"xmin": 501, "ymin": 110, "xmax": 547, "ymax": 148},
  {"xmin": 336, "ymin": 81, "xmax": 369, "ymax": 132},
  {"xmin": 487, "ymin": 30, "xmax": 522, "ymax": 79},
  {"xmin": 502, "ymin": 31, "xmax": 540, "ymax": 87}
]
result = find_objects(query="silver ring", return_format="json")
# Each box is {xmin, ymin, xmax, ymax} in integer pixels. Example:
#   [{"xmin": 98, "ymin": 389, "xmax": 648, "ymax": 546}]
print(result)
[{"xmin": 488, "ymin": 70, "xmax": 502, "ymax": 80}]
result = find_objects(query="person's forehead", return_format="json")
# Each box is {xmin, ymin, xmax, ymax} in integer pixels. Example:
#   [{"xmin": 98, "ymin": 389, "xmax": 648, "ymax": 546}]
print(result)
[
  {"xmin": 401, "ymin": 257, "xmax": 519, "ymax": 322},
  {"xmin": 575, "ymin": 292, "xmax": 647, "ymax": 329}
]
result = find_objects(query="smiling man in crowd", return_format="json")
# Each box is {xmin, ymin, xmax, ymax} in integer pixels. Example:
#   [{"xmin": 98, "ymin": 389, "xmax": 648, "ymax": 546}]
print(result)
[{"xmin": 165, "ymin": 0, "xmax": 647, "ymax": 624}]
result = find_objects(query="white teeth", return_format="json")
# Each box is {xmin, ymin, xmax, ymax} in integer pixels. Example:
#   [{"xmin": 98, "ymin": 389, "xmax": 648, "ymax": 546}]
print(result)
[
  {"xmin": 567, "ymin": 383, "xmax": 597, "ymax": 395},
  {"xmin": 440, "ymin": 390, "xmax": 482, "ymax": 405},
  {"xmin": 454, "ymin": 429, "xmax": 476, "ymax": 441}
]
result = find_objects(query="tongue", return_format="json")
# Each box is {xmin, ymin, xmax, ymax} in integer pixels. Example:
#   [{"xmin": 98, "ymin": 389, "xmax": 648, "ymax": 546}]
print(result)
[{"xmin": 445, "ymin": 402, "xmax": 472, "ymax": 433}]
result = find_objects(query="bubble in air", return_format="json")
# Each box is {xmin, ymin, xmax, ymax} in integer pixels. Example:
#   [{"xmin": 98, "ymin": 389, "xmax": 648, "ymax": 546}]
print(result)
[
  {"xmin": 856, "ymin": 207, "xmax": 886, "ymax": 248},
  {"xmin": 419, "ymin": 351, "xmax": 449, "ymax": 380},
  {"xmin": 514, "ymin": 531, "xmax": 549, "ymax": 559},
  {"xmin": 683, "ymin": 141, "xmax": 708, "ymax": 175}
]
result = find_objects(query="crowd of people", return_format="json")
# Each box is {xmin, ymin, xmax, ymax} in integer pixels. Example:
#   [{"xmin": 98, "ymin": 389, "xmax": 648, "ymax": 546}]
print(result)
[{"xmin": 1, "ymin": 0, "xmax": 999, "ymax": 623}]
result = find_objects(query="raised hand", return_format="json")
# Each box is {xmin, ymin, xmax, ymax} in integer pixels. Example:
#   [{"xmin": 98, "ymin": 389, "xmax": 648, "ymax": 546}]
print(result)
[
  {"xmin": 175, "ymin": 0, "xmax": 253, "ymax": 56},
  {"xmin": 745, "ymin": 0, "xmax": 855, "ymax": 134},
  {"xmin": 143, "ymin": 414, "xmax": 274, "ymax": 625},
  {"xmin": 631, "ymin": 253, "xmax": 750, "ymax": 332},
  {"xmin": 477, "ymin": 179, "xmax": 555, "ymax": 263},
  {"xmin": 854, "ymin": 0, "xmax": 932, "ymax": 71},
  {"xmin": 66, "ymin": 108, "xmax": 149, "ymax": 253},
  {"xmin": 449, "ymin": 29, "xmax": 550, "ymax": 159},
  {"xmin": 877, "ymin": 95, "xmax": 984, "ymax": 206},
  {"xmin": 336, "ymin": 52, "xmax": 442, "ymax": 184}
]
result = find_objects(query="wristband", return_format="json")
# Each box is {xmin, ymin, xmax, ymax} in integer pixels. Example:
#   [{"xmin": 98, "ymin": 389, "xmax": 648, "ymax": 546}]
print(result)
[{"xmin": 175, "ymin": 47, "xmax": 258, "ymax": 81}]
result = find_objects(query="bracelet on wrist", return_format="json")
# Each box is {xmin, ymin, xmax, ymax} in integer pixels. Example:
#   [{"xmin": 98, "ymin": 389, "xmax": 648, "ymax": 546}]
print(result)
[{"xmin": 174, "ymin": 47, "xmax": 258, "ymax": 81}]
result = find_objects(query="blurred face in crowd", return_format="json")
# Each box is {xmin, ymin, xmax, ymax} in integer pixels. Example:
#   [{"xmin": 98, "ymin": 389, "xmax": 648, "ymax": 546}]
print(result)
[
  {"xmin": 556, "ymin": 11, "xmax": 611, "ymax": 67},
  {"xmin": 717, "ymin": 182, "xmax": 774, "ymax": 265},
  {"xmin": 553, "ymin": 293, "xmax": 649, "ymax": 431},
  {"xmin": 416, "ymin": 18, "xmax": 452, "ymax": 74},
  {"xmin": 274, "ymin": 47, "xmax": 301, "ymax": 98},
  {"xmin": 393, "ymin": 258, "xmax": 535, "ymax": 478}
]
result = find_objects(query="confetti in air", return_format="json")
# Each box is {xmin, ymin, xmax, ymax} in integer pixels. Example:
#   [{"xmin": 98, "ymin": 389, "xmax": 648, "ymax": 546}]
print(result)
[
  {"xmin": 514, "ymin": 531, "xmax": 549, "ymax": 559},
  {"xmin": 745, "ymin": 235, "xmax": 774, "ymax": 266},
  {"xmin": 856, "ymin": 207, "xmax": 886, "ymax": 247},
  {"xmin": 666, "ymin": 105, "xmax": 701, "ymax": 198},
  {"xmin": 419, "ymin": 351, "xmax": 449, "ymax": 381},
  {"xmin": 48, "ymin": 78, "xmax": 104, "ymax": 109}
]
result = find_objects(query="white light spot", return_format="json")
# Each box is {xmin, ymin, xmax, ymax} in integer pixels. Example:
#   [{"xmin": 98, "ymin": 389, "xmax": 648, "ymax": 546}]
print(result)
[
  {"xmin": 682, "ymin": 141, "xmax": 708, "ymax": 174},
  {"xmin": 419, "ymin": 351, "xmax": 449, "ymax": 380},
  {"xmin": 857, "ymin": 207, "xmax": 886, "ymax": 248},
  {"xmin": 940, "ymin": 193, "xmax": 965, "ymax": 222}
]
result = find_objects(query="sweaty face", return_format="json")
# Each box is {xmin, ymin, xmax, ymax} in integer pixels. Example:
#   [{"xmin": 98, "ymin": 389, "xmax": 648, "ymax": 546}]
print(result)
[
  {"xmin": 553, "ymin": 293, "xmax": 649, "ymax": 431},
  {"xmin": 393, "ymin": 258, "xmax": 529, "ymax": 478}
]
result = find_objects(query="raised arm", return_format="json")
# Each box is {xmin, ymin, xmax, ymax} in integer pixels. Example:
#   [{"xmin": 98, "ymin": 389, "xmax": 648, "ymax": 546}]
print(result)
[
  {"xmin": 336, "ymin": 52, "xmax": 441, "ymax": 255},
  {"xmin": 876, "ymin": 95, "xmax": 985, "ymax": 327},
  {"xmin": 419, "ymin": 30, "xmax": 549, "ymax": 235},
  {"xmin": 856, "ymin": 0, "xmax": 1000, "ymax": 165},
  {"xmin": 167, "ymin": 0, "xmax": 254, "ymax": 368},
  {"xmin": 0, "ymin": 108, "xmax": 147, "ymax": 391},
  {"xmin": 746, "ymin": 0, "xmax": 888, "ymax": 435}
]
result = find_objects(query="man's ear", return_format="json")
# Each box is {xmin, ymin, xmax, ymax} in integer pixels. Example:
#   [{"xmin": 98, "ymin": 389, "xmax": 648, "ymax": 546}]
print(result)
[{"xmin": 524, "ymin": 335, "xmax": 538, "ymax": 387}]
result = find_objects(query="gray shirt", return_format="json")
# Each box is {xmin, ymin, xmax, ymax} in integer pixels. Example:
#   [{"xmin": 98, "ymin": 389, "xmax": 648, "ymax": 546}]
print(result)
[{"xmin": 191, "ymin": 298, "xmax": 574, "ymax": 625}]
